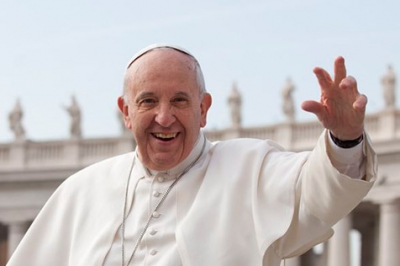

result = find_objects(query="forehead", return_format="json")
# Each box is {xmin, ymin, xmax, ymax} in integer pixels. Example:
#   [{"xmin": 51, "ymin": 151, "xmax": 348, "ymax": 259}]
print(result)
[
  {"xmin": 126, "ymin": 44, "xmax": 194, "ymax": 69},
  {"xmin": 131, "ymin": 49, "xmax": 195, "ymax": 76},
  {"xmin": 126, "ymin": 49, "xmax": 198, "ymax": 92}
]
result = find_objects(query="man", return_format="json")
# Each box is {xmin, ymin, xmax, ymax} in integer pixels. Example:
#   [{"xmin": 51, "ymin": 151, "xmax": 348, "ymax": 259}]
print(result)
[{"xmin": 7, "ymin": 44, "xmax": 377, "ymax": 266}]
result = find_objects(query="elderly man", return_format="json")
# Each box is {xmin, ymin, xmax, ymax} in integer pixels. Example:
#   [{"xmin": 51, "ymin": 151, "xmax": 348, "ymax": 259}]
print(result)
[{"xmin": 7, "ymin": 44, "xmax": 377, "ymax": 266}]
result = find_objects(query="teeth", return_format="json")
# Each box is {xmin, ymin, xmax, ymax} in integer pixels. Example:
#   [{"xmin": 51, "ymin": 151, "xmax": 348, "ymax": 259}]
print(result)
[{"xmin": 153, "ymin": 133, "xmax": 177, "ymax": 139}]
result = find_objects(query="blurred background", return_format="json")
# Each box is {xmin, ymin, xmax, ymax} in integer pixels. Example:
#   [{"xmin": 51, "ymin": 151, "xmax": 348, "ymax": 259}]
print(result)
[{"xmin": 0, "ymin": 0, "xmax": 398, "ymax": 142}]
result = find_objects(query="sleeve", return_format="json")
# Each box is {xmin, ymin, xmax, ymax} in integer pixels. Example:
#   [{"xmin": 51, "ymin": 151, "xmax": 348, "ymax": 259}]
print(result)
[
  {"xmin": 327, "ymin": 132, "xmax": 365, "ymax": 179},
  {"xmin": 274, "ymin": 130, "xmax": 377, "ymax": 259}
]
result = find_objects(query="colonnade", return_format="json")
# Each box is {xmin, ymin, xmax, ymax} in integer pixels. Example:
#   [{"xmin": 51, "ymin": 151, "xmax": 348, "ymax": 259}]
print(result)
[
  {"xmin": 326, "ymin": 199, "xmax": 400, "ymax": 266},
  {"xmin": 279, "ymin": 199, "xmax": 400, "ymax": 266}
]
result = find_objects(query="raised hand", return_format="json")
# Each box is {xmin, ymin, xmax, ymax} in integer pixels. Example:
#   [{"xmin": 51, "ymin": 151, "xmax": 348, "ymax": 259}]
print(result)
[{"xmin": 301, "ymin": 57, "xmax": 366, "ymax": 140}]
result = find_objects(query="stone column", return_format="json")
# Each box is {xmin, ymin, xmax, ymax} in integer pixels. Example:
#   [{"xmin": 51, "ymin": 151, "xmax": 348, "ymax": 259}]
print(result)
[
  {"xmin": 358, "ymin": 221, "xmax": 376, "ymax": 266},
  {"xmin": 378, "ymin": 199, "xmax": 400, "ymax": 266},
  {"xmin": 7, "ymin": 221, "xmax": 29, "ymax": 258},
  {"xmin": 327, "ymin": 215, "xmax": 352, "ymax": 266}
]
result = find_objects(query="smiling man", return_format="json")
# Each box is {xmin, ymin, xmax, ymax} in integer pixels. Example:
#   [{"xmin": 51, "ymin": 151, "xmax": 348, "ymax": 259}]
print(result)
[
  {"xmin": 7, "ymin": 44, "xmax": 377, "ymax": 266},
  {"xmin": 118, "ymin": 46, "xmax": 211, "ymax": 171}
]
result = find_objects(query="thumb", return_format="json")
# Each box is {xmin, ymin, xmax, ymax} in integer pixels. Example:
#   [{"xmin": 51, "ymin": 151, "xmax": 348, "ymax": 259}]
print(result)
[{"xmin": 301, "ymin": 100, "xmax": 323, "ymax": 115}]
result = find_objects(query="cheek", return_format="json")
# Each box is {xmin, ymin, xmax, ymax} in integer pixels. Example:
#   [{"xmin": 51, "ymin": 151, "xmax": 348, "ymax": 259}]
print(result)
[
  {"xmin": 181, "ymin": 110, "xmax": 202, "ymax": 131},
  {"xmin": 130, "ymin": 112, "xmax": 153, "ymax": 133}
]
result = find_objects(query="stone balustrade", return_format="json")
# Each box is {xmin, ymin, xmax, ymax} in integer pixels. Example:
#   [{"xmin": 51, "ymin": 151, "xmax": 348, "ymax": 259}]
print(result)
[
  {"xmin": 0, "ymin": 136, "xmax": 135, "ymax": 172},
  {"xmin": 0, "ymin": 109, "xmax": 399, "ymax": 173}
]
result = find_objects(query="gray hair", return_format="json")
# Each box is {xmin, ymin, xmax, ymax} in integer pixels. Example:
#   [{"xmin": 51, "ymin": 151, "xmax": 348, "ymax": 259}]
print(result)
[{"xmin": 123, "ymin": 44, "xmax": 206, "ymax": 102}]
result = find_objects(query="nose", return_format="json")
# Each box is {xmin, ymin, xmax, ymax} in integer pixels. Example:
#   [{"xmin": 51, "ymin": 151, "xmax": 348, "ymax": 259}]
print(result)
[{"xmin": 154, "ymin": 103, "xmax": 176, "ymax": 127}]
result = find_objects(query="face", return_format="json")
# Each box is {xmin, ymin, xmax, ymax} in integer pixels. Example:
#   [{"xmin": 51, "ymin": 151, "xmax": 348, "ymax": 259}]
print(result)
[{"xmin": 118, "ymin": 49, "xmax": 212, "ymax": 171}]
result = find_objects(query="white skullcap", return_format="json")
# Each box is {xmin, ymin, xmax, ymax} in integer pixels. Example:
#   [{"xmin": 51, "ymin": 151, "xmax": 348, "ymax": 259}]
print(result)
[{"xmin": 126, "ymin": 43, "xmax": 195, "ymax": 69}]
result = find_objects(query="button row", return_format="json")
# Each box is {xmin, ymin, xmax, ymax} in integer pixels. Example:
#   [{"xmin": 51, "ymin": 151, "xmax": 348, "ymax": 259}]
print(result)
[{"xmin": 149, "ymin": 228, "xmax": 158, "ymax": 256}]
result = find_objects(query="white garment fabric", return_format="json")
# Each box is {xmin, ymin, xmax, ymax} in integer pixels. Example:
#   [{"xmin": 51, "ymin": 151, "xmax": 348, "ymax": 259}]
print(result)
[
  {"xmin": 104, "ymin": 132, "xmax": 365, "ymax": 266},
  {"xmin": 103, "ymin": 135, "xmax": 205, "ymax": 266},
  {"xmin": 327, "ymin": 133, "xmax": 365, "ymax": 178},
  {"xmin": 7, "ymin": 130, "xmax": 377, "ymax": 266}
]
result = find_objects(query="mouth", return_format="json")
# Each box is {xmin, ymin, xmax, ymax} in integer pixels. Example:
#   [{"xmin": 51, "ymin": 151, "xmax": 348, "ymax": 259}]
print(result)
[{"xmin": 152, "ymin": 132, "xmax": 179, "ymax": 141}]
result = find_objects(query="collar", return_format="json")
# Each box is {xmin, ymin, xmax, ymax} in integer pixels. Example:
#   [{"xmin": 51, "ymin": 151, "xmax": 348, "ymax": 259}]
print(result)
[{"xmin": 135, "ymin": 133, "xmax": 205, "ymax": 180}]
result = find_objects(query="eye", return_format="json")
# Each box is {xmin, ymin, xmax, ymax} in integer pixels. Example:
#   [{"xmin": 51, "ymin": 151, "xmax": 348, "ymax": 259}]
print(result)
[
  {"xmin": 137, "ymin": 98, "xmax": 157, "ymax": 108},
  {"xmin": 142, "ymin": 98, "xmax": 156, "ymax": 104},
  {"xmin": 173, "ymin": 97, "xmax": 187, "ymax": 102},
  {"xmin": 172, "ymin": 96, "xmax": 190, "ymax": 107}
]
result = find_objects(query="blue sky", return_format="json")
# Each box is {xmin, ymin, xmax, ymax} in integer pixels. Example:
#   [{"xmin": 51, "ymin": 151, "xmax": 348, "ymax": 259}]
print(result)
[{"xmin": 1, "ymin": 0, "xmax": 399, "ymax": 142}]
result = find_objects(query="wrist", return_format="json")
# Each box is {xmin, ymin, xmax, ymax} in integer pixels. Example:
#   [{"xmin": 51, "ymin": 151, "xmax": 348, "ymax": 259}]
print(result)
[{"xmin": 329, "ymin": 131, "xmax": 364, "ymax": 149}]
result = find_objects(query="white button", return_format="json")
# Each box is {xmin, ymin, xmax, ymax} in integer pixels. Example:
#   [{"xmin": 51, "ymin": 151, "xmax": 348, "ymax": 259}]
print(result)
[
  {"xmin": 153, "ymin": 190, "xmax": 161, "ymax": 197},
  {"xmin": 150, "ymin": 249, "xmax": 157, "ymax": 255},
  {"xmin": 157, "ymin": 176, "xmax": 165, "ymax": 182},
  {"xmin": 152, "ymin": 211, "xmax": 160, "ymax": 218},
  {"xmin": 149, "ymin": 228, "xmax": 158, "ymax": 235}
]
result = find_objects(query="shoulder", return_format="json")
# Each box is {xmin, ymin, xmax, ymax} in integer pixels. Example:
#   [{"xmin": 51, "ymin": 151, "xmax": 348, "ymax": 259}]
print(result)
[
  {"xmin": 209, "ymin": 137, "xmax": 309, "ymax": 170},
  {"xmin": 211, "ymin": 138, "xmax": 285, "ymax": 154},
  {"xmin": 79, "ymin": 152, "xmax": 134, "ymax": 174},
  {"xmin": 62, "ymin": 152, "xmax": 135, "ymax": 190},
  {"xmin": 42, "ymin": 152, "xmax": 135, "ymax": 215},
  {"xmin": 205, "ymin": 138, "xmax": 285, "ymax": 172}
]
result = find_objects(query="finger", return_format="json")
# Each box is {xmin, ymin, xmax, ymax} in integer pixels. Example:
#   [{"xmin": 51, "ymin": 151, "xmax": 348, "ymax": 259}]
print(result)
[
  {"xmin": 339, "ymin": 76, "xmax": 358, "ymax": 93},
  {"xmin": 313, "ymin": 67, "xmax": 333, "ymax": 90},
  {"xmin": 334, "ymin": 56, "xmax": 346, "ymax": 86},
  {"xmin": 353, "ymin": 94, "xmax": 368, "ymax": 111},
  {"xmin": 301, "ymin": 100, "xmax": 325, "ymax": 121},
  {"xmin": 301, "ymin": 100, "xmax": 323, "ymax": 114},
  {"xmin": 339, "ymin": 76, "xmax": 359, "ymax": 99}
]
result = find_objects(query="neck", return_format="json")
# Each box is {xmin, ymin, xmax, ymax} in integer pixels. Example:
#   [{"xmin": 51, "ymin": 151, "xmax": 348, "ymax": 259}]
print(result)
[{"xmin": 138, "ymin": 133, "xmax": 205, "ymax": 177}]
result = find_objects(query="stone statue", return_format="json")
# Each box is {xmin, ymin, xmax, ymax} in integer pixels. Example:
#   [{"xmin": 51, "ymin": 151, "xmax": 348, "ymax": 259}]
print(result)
[
  {"xmin": 227, "ymin": 82, "xmax": 242, "ymax": 128},
  {"xmin": 282, "ymin": 77, "xmax": 295, "ymax": 122},
  {"xmin": 381, "ymin": 64, "xmax": 396, "ymax": 109},
  {"xmin": 64, "ymin": 95, "xmax": 82, "ymax": 139},
  {"xmin": 8, "ymin": 99, "xmax": 26, "ymax": 141}
]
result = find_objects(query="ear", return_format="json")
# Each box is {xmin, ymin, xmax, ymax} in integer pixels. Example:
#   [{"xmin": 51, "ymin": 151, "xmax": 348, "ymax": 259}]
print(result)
[
  {"xmin": 117, "ymin": 96, "xmax": 132, "ymax": 129},
  {"xmin": 199, "ymin": 93, "xmax": 212, "ymax": 128}
]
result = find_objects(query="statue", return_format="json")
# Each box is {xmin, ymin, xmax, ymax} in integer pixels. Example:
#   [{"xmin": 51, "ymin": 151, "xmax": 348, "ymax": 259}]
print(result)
[
  {"xmin": 63, "ymin": 95, "xmax": 82, "ymax": 139},
  {"xmin": 281, "ymin": 77, "xmax": 295, "ymax": 122},
  {"xmin": 227, "ymin": 82, "xmax": 242, "ymax": 128},
  {"xmin": 8, "ymin": 99, "xmax": 26, "ymax": 141},
  {"xmin": 381, "ymin": 64, "xmax": 396, "ymax": 109}
]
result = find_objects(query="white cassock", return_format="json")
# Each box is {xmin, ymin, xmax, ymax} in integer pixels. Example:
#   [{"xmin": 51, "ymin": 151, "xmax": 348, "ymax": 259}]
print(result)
[{"xmin": 7, "ymin": 130, "xmax": 377, "ymax": 266}]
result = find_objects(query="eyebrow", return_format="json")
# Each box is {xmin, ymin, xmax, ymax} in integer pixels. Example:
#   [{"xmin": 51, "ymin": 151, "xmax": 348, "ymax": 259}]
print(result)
[
  {"xmin": 174, "ymin": 91, "xmax": 190, "ymax": 98},
  {"xmin": 136, "ymin": 91, "xmax": 191, "ymax": 98},
  {"xmin": 135, "ymin": 92, "xmax": 155, "ymax": 101}
]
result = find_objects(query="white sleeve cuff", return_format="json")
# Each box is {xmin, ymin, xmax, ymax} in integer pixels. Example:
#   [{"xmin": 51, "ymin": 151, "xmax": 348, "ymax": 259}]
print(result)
[{"xmin": 327, "ymin": 132, "xmax": 365, "ymax": 179}]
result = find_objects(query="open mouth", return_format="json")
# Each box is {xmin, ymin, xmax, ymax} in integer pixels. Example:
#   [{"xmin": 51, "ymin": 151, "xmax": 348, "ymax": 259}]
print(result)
[{"xmin": 152, "ymin": 133, "xmax": 178, "ymax": 141}]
